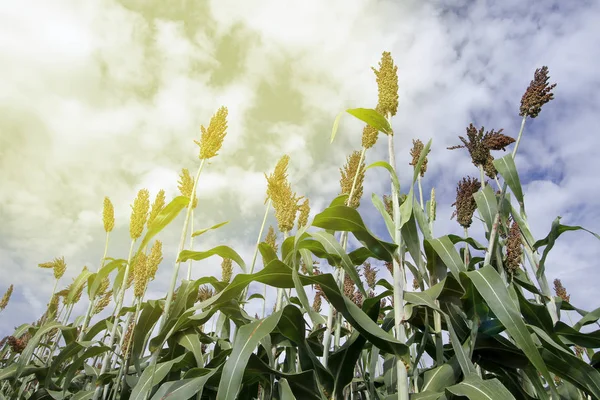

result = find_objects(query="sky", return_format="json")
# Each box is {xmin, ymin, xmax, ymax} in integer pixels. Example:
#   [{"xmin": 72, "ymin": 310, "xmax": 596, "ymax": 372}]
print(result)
[{"xmin": 1, "ymin": 0, "xmax": 600, "ymax": 338}]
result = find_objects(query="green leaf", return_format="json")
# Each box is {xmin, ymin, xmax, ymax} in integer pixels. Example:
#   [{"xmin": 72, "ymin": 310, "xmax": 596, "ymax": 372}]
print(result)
[
  {"xmin": 554, "ymin": 321, "xmax": 600, "ymax": 348},
  {"xmin": 278, "ymin": 378, "xmax": 297, "ymax": 400},
  {"xmin": 177, "ymin": 329, "xmax": 205, "ymax": 367},
  {"xmin": 465, "ymin": 265, "xmax": 557, "ymax": 397},
  {"xmin": 16, "ymin": 321, "xmax": 64, "ymax": 378},
  {"xmin": 312, "ymin": 205, "xmax": 397, "ymax": 263},
  {"xmin": 308, "ymin": 231, "xmax": 367, "ymax": 297},
  {"xmin": 179, "ymin": 245, "xmax": 247, "ymax": 273},
  {"xmin": 493, "ymin": 155, "xmax": 524, "ymax": 210},
  {"xmin": 371, "ymin": 193, "xmax": 395, "ymax": 239},
  {"xmin": 574, "ymin": 306, "xmax": 600, "ymax": 331},
  {"xmin": 400, "ymin": 139, "xmax": 432, "ymax": 228},
  {"xmin": 330, "ymin": 110, "xmax": 345, "ymax": 143},
  {"xmin": 346, "ymin": 108, "xmax": 393, "ymax": 135},
  {"xmin": 292, "ymin": 262, "xmax": 326, "ymax": 326},
  {"xmin": 191, "ymin": 221, "xmax": 229, "ymax": 237},
  {"xmin": 445, "ymin": 374, "xmax": 516, "ymax": 399},
  {"xmin": 473, "ymin": 184, "xmax": 498, "ymax": 233},
  {"xmin": 365, "ymin": 161, "xmax": 401, "ymax": 202},
  {"xmin": 132, "ymin": 300, "xmax": 163, "ymax": 374},
  {"xmin": 150, "ymin": 368, "xmax": 217, "ymax": 400},
  {"xmin": 421, "ymin": 360, "xmax": 461, "ymax": 393},
  {"xmin": 425, "ymin": 236, "xmax": 466, "ymax": 282},
  {"xmin": 66, "ymin": 268, "xmax": 92, "ymax": 305},
  {"xmin": 217, "ymin": 310, "xmax": 283, "ymax": 400},
  {"xmin": 533, "ymin": 216, "xmax": 600, "ymax": 278},
  {"xmin": 87, "ymin": 258, "xmax": 126, "ymax": 299},
  {"xmin": 136, "ymin": 195, "xmax": 189, "ymax": 254},
  {"xmin": 129, "ymin": 354, "xmax": 187, "ymax": 400}
]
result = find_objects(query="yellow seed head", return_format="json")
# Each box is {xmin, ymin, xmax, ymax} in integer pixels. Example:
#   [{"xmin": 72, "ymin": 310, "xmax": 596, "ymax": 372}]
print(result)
[
  {"xmin": 265, "ymin": 155, "xmax": 290, "ymax": 205},
  {"xmin": 297, "ymin": 198, "xmax": 310, "ymax": 229},
  {"xmin": 362, "ymin": 104, "xmax": 385, "ymax": 149},
  {"xmin": 178, "ymin": 169, "xmax": 198, "ymax": 209},
  {"xmin": 265, "ymin": 226, "xmax": 278, "ymax": 253},
  {"xmin": 38, "ymin": 262, "xmax": 54, "ymax": 269},
  {"xmin": 94, "ymin": 290, "xmax": 112, "ymax": 315},
  {"xmin": 98, "ymin": 277, "xmax": 110, "ymax": 297},
  {"xmin": 129, "ymin": 189, "xmax": 150, "ymax": 240},
  {"xmin": 121, "ymin": 319, "xmax": 135, "ymax": 357},
  {"xmin": 194, "ymin": 106, "xmax": 229, "ymax": 159},
  {"xmin": 273, "ymin": 182, "xmax": 302, "ymax": 233},
  {"xmin": 147, "ymin": 190, "xmax": 166, "ymax": 228},
  {"xmin": 339, "ymin": 150, "xmax": 366, "ymax": 209},
  {"xmin": 47, "ymin": 294, "xmax": 59, "ymax": 320},
  {"xmin": 0, "ymin": 284, "xmax": 13, "ymax": 310},
  {"xmin": 372, "ymin": 51, "xmax": 399, "ymax": 118},
  {"xmin": 103, "ymin": 197, "xmax": 115, "ymax": 233},
  {"xmin": 53, "ymin": 257, "xmax": 67, "ymax": 280},
  {"xmin": 221, "ymin": 258, "xmax": 233, "ymax": 283},
  {"xmin": 134, "ymin": 252, "xmax": 149, "ymax": 298},
  {"xmin": 147, "ymin": 240, "xmax": 163, "ymax": 281},
  {"xmin": 197, "ymin": 286, "xmax": 214, "ymax": 303}
]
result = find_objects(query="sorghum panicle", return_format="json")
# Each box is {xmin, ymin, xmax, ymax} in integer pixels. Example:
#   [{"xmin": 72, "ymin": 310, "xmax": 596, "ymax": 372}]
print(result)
[
  {"xmin": 339, "ymin": 150, "xmax": 366, "ymax": 209},
  {"xmin": 133, "ymin": 252, "xmax": 149, "ymax": 298},
  {"xmin": 372, "ymin": 51, "xmax": 399, "ymax": 118},
  {"xmin": 0, "ymin": 284, "xmax": 13, "ymax": 310},
  {"xmin": 147, "ymin": 240, "xmax": 163, "ymax": 281},
  {"xmin": 103, "ymin": 197, "xmax": 115, "ymax": 233},
  {"xmin": 195, "ymin": 106, "xmax": 229, "ymax": 160},
  {"xmin": 409, "ymin": 139, "xmax": 428, "ymax": 177},
  {"xmin": 130, "ymin": 189, "xmax": 150, "ymax": 240},
  {"xmin": 94, "ymin": 291, "xmax": 112, "ymax": 315},
  {"xmin": 297, "ymin": 198, "xmax": 310, "ymax": 229},
  {"xmin": 147, "ymin": 189, "xmax": 166, "ymax": 228},
  {"xmin": 363, "ymin": 262, "xmax": 378, "ymax": 293},
  {"xmin": 505, "ymin": 221, "xmax": 522, "ymax": 276},
  {"xmin": 520, "ymin": 66, "xmax": 557, "ymax": 119},
  {"xmin": 197, "ymin": 286, "xmax": 214, "ymax": 303},
  {"xmin": 178, "ymin": 169, "xmax": 198, "ymax": 209},
  {"xmin": 553, "ymin": 279, "xmax": 570, "ymax": 303},
  {"xmin": 452, "ymin": 177, "xmax": 482, "ymax": 228},
  {"xmin": 221, "ymin": 258, "xmax": 233, "ymax": 283}
]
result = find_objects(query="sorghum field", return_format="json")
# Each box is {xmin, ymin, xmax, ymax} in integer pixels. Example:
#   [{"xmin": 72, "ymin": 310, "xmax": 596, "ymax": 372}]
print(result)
[{"xmin": 1, "ymin": 52, "xmax": 600, "ymax": 400}]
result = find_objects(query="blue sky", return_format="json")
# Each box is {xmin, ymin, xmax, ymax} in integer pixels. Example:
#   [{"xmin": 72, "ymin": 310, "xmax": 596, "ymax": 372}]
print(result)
[{"xmin": 1, "ymin": 0, "xmax": 599, "ymax": 336}]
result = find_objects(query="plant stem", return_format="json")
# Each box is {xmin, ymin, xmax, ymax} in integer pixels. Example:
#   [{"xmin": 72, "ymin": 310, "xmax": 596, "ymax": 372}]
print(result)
[
  {"xmin": 78, "ymin": 231, "xmax": 111, "ymax": 342},
  {"xmin": 386, "ymin": 113, "xmax": 409, "ymax": 400},
  {"xmin": 159, "ymin": 159, "xmax": 205, "ymax": 334},
  {"xmin": 322, "ymin": 147, "xmax": 367, "ymax": 366},
  {"xmin": 187, "ymin": 210, "xmax": 195, "ymax": 280},
  {"xmin": 92, "ymin": 239, "xmax": 136, "ymax": 400}
]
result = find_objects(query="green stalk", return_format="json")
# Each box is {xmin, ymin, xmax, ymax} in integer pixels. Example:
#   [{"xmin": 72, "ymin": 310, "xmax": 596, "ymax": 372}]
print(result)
[
  {"xmin": 322, "ymin": 147, "xmax": 367, "ymax": 366},
  {"xmin": 115, "ymin": 298, "xmax": 144, "ymax": 400},
  {"xmin": 78, "ymin": 231, "xmax": 111, "ymax": 342},
  {"xmin": 92, "ymin": 239, "xmax": 136, "ymax": 400},
  {"xmin": 187, "ymin": 210, "xmax": 195, "ymax": 280},
  {"xmin": 417, "ymin": 175, "xmax": 424, "ymax": 211},
  {"xmin": 158, "ymin": 159, "xmax": 205, "ymax": 334},
  {"xmin": 243, "ymin": 198, "xmax": 271, "ymax": 307},
  {"xmin": 387, "ymin": 113, "xmax": 409, "ymax": 400},
  {"xmin": 274, "ymin": 231, "xmax": 290, "ymax": 313},
  {"xmin": 481, "ymin": 114, "xmax": 560, "ymax": 341}
]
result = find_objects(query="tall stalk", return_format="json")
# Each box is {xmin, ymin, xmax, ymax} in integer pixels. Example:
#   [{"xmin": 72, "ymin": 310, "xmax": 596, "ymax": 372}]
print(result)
[
  {"xmin": 92, "ymin": 240, "xmax": 136, "ymax": 400},
  {"xmin": 78, "ymin": 230, "xmax": 111, "ymax": 342},
  {"xmin": 322, "ymin": 147, "xmax": 367, "ymax": 366},
  {"xmin": 387, "ymin": 113, "xmax": 409, "ymax": 400},
  {"xmin": 159, "ymin": 160, "xmax": 205, "ymax": 333}
]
